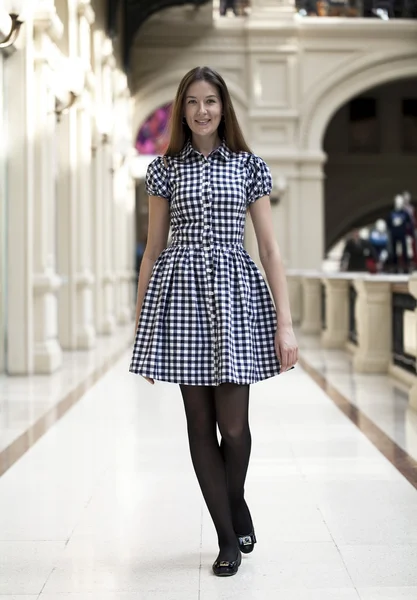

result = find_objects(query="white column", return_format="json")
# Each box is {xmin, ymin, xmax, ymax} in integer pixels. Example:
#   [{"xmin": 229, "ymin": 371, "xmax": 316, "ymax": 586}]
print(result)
[
  {"xmin": 300, "ymin": 275, "xmax": 322, "ymax": 334},
  {"xmin": 32, "ymin": 14, "xmax": 64, "ymax": 373},
  {"xmin": 352, "ymin": 279, "xmax": 391, "ymax": 373},
  {"xmin": 321, "ymin": 277, "xmax": 349, "ymax": 349},
  {"xmin": 75, "ymin": 91, "xmax": 96, "ymax": 348},
  {"xmin": 91, "ymin": 133, "xmax": 106, "ymax": 334},
  {"xmin": 0, "ymin": 53, "xmax": 6, "ymax": 373},
  {"xmin": 101, "ymin": 57, "xmax": 117, "ymax": 334},
  {"xmin": 91, "ymin": 29, "xmax": 108, "ymax": 335},
  {"xmin": 6, "ymin": 20, "xmax": 35, "ymax": 374},
  {"xmin": 127, "ymin": 177, "xmax": 137, "ymax": 318},
  {"xmin": 116, "ymin": 173, "xmax": 134, "ymax": 325},
  {"xmin": 74, "ymin": 0, "xmax": 96, "ymax": 348},
  {"xmin": 296, "ymin": 156, "xmax": 325, "ymax": 269},
  {"xmin": 102, "ymin": 137, "xmax": 117, "ymax": 333},
  {"xmin": 57, "ymin": 102, "xmax": 78, "ymax": 349}
]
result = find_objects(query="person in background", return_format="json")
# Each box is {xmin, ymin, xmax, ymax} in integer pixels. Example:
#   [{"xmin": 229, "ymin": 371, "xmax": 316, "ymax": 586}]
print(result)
[
  {"xmin": 403, "ymin": 190, "xmax": 416, "ymax": 269},
  {"xmin": 341, "ymin": 228, "xmax": 377, "ymax": 272},
  {"xmin": 220, "ymin": 0, "xmax": 238, "ymax": 16}
]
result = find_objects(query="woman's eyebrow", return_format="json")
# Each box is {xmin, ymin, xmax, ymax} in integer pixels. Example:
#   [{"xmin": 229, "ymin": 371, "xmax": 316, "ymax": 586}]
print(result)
[{"xmin": 186, "ymin": 95, "xmax": 218, "ymax": 99}]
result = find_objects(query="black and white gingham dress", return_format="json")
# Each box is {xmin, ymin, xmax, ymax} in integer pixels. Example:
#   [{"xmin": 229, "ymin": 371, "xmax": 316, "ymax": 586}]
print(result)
[{"xmin": 129, "ymin": 140, "xmax": 281, "ymax": 386}]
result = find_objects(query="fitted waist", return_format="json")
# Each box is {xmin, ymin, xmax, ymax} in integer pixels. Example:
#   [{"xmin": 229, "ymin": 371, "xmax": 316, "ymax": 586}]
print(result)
[{"xmin": 170, "ymin": 241, "xmax": 244, "ymax": 249}]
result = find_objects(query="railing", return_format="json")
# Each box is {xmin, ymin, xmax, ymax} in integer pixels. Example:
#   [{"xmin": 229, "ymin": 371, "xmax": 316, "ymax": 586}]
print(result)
[
  {"xmin": 321, "ymin": 283, "xmax": 327, "ymax": 330},
  {"xmin": 287, "ymin": 271, "xmax": 417, "ymax": 407},
  {"xmin": 295, "ymin": 1, "xmax": 417, "ymax": 18},
  {"xmin": 215, "ymin": 1, "xmax": 417, "ymax": 18},
  {"xmin": 348, "ymin": 283, "xmax": 358, "ymax": 345},
  {"xmin": 392, "ymin": 285, "xmax": 417, "ymax": 375}
]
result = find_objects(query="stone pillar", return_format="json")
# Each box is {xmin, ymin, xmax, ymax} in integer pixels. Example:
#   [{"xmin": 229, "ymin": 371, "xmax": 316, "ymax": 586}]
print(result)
[
  {"xmin": 91, "ymin": 30, "xmax": 109, "ymax": 335},
  {"xmin": 6, "ymin": 17, "xmax": 35, "ymax": 374},
  {"xmin": 0, "ymin": 53, "xmax": 5, "ymax": 373},
  {"xmin": 112, "ymin": 74, "xmax": 134, "ymax": 326},
  {"xmin": 57, "ymin": 101, "xmax": 79, "ymax": 349},
  {"xmin": 127, "ymin": 178, "xmax": 137, "ymax": 317},
  {"xmin": 101, "ymin": 57, "xmax": 117, "ymax": 334},
  {"xmin": 296, "ymin": 156, "xmax": 326, "ymax": 269},
  {"xmin": 91, "ymin": 127, "xmax": 106, "ymax": 334},
  {"xmin": 32, "ymin": 9, "xmax": 64, "ymax": 372},
  {"xmin": 408, "ymin": 275, "xmax": 417, "ymax": 410},
  {"xmin": 300, "ymin": 274, "xmax": 322, "ymax": 334},
  {"xmin": 74, "ymin": 0, "xmax": 96, "ymax": 348},
  {"xmin": 321, "ymin": 277, "xmax": 349, "ymax": 349},
  {"xmin": 115, "ymin": 172, "xmax": 134, "ymax": 325},
  {"xmin": 56, "ymin": 0, "xmax": 79, "ymax": 350},
  {"xmin": 74, "ymin": 98, "xmax": 96, "ymax": 349},
  {"xmin": 352, "ymin": 279, "xmax": 391, "ymax": 373},
  {"xmin": 287, "ymin": 273, "xmax": 302, "ymax": 325}
]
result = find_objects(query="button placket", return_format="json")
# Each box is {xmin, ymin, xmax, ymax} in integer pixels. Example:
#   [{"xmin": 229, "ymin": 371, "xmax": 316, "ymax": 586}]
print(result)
[{"xmin": 202, "ymin": 159, "xmax": 217, "ymax": 378}]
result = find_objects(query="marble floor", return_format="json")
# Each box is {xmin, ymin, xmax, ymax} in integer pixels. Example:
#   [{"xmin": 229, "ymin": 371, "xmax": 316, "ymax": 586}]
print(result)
[
  {"xmin": 0, "ymin": 340, "xmax": 417, "ymax": 599},
  {"xmin": 297, "ymin": 330, "xmax": 417, "ymax": 463},
  {"xmin": 0, "ymin": 325, "xmax": 133, "ymax": 462}
]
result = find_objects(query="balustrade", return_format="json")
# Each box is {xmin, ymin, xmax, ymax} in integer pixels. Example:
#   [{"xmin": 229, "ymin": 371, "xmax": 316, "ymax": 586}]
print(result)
[
  {"xmin": 287, "ymin": 270, "xmax": 417, "ymax": 408},
  {"xmin": 214, "ymin": 0, "xmax": 417, "ymax": 18}
]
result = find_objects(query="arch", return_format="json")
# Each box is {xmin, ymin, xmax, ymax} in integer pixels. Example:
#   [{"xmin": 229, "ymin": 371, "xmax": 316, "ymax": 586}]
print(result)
[
  {"xmin": 132, "ymin": 68, "xmax": 249, "ymax": 143},
  {"xmin": 301, "ymin": 52, "xmax": 417, "ymax": 151}
]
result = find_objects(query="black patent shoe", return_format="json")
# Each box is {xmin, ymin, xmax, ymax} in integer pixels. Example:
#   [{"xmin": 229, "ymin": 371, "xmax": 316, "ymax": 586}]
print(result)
[
  {"xmin": 212, "ymin": 551, "xmax": 242, "ymax": 577},
  {"xmin": 237, "ymin": 531, "xmax": 257, "ymax": 554}
]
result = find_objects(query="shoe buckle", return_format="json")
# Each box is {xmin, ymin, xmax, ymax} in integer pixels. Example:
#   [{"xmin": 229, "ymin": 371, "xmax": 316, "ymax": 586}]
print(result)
[{"xmin": 239, "ymin": 535, "xmax": 252, "ymax": 546}]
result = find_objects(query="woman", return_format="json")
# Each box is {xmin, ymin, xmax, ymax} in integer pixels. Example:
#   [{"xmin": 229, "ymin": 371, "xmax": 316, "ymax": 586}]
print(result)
[{"xmin": 130, "ymin": 66, "xmax": 298, "ymax": 577}]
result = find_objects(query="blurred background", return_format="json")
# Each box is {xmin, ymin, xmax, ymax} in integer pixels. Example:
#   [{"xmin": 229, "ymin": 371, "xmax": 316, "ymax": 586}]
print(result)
[{"xmin": 0, "ymin": 0, "xmax": 416, "ymax": 378}]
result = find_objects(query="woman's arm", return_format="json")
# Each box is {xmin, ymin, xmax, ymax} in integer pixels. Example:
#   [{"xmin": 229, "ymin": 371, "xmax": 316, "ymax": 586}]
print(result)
[
  {"xmin": 249, "ymin": 195, "xmax": 298, "ymax": 371},
  {"xmin": 134, "ymin": 195, "xmax": 170, "ymax": 332}
]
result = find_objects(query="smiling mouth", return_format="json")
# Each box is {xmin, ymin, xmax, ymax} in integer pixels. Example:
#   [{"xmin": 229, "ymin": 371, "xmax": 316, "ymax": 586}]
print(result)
[{"xmin": 196, "ymin": 120, "xmax": 210, "ymax": 124}]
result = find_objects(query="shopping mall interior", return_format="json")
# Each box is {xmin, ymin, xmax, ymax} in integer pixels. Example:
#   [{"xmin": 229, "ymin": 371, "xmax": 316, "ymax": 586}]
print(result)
[{"xmin": 0, "ymin": 1, "xmax": 417, "ymax": 597}]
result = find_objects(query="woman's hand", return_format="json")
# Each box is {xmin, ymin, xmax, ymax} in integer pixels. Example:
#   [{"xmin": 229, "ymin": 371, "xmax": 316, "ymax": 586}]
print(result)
[
  {"xmin": 275, "ymin": 326, "xmax": 298, "ymax": 372},
  {"xmin": 142, "ymin": 376, "xmax": 155, "ymax": 385}
]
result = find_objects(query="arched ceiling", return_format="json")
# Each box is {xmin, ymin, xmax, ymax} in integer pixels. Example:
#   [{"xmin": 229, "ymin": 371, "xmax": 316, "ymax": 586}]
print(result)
[{"xmin": 106, "ymin": 0, "xmax": 211, "ymax": 70}]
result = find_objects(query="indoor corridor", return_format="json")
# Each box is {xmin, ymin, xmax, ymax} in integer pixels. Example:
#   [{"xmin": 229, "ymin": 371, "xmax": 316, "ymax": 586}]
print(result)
[{"xmin": 1, "ymin": 335, "xmax": 417, "ymax": 599}]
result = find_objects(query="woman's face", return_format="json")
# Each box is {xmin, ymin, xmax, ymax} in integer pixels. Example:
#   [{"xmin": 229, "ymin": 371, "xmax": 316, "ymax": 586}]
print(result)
[{"xmin": 184, "ymin": 80, "xmax": 222, "ymax": 140}]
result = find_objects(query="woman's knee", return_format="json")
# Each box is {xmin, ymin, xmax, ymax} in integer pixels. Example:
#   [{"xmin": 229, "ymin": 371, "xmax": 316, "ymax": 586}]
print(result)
[{"xmin": 218, "ymin": 421, "xmax": 250, "ymax": 446}]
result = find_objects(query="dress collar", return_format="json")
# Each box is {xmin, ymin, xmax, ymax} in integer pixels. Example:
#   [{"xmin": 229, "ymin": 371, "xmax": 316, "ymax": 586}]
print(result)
[{"xmin": 179, "ymin": 139, "xmax": 231, "ymax": 161}]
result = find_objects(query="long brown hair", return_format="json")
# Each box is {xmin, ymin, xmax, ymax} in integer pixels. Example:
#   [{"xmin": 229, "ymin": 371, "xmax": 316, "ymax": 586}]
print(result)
[{"xmin": 165, "ymin": 66, "xmax": 252, "ymax": 156}]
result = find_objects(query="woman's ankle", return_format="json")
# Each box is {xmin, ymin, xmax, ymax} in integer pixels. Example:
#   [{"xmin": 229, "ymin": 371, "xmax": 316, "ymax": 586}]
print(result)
[{"xmin": 231, "ymin": 498, "xmax": 253, "ymax": 534}]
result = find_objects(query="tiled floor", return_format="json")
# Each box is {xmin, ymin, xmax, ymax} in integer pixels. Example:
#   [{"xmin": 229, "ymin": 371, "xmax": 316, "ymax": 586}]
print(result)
[
  {"xmin": 0, "ymin": 344, "xmax": 416, "ymax": 599},
  {"xmin": 0, "ymin": 325, "xmax": 133, "ymax": 454},
  {"xmin": 297, "ymin": 330, "xmax": 417, "ymax": 462}
]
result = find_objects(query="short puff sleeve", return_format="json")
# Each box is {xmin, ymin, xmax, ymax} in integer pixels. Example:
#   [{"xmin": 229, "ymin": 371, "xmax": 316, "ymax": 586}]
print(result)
[
  {"xmin": 145, "ymin": 156, "xmax": 170, "ymax": 201},
  {"xmin": 246, "ymin": 155, "xmax": 272, "ymax": 205}
]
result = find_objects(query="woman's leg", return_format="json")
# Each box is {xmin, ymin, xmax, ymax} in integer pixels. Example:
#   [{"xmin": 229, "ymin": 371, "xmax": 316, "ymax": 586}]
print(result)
[
  {"xmin": 215, "ymin": 383, "xmax": 253, "ymax": 535},
  {"xmin": 180, "ymin": 384, "xmax": 239, "ymax": 562}
]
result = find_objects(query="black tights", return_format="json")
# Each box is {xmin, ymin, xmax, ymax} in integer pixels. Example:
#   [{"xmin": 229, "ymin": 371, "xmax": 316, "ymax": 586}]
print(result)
[{"xmin": 180, "ymin": 382, "xmax": 252, "ymax": 562}]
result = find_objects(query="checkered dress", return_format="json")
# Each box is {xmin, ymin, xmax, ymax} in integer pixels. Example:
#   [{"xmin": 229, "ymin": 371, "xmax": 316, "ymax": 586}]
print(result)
[{"xmin": 129, "ymin": 140, "xmax": 281, "ymax": 386}]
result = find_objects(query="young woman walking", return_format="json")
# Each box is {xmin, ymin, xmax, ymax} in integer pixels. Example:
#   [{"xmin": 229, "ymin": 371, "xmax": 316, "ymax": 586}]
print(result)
[{"xmin": 130, "ymin": 66, "xmax": 298, "ymax": 577}]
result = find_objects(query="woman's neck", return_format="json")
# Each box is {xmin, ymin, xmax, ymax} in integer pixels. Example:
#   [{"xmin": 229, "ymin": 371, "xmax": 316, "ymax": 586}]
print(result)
[{"xmin": 191, "ymin": 134, "xmax": 221, "ymax": 157}]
